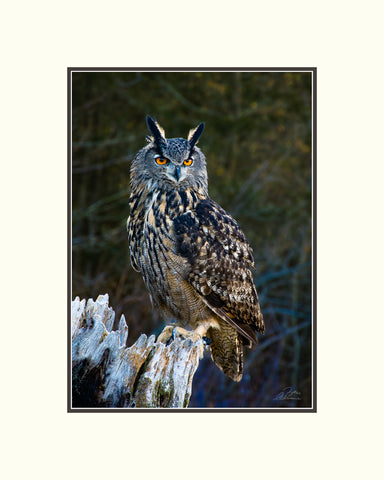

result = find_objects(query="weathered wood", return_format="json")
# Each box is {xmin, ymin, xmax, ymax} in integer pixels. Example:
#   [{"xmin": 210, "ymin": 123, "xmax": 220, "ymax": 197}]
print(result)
[{"xmin": 71, "ymin": 294, "xmax": 204, "ymax": 408}]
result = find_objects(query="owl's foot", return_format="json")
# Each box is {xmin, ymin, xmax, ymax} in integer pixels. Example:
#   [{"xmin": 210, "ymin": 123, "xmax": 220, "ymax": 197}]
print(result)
[{"xmin": 157, "ymin": 325, "xmax": 203, "ymax": 345}]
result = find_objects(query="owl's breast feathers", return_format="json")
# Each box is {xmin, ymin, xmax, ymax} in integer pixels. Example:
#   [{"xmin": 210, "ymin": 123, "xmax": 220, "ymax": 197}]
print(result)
[{"xmin": 128, "ymin": 187, "xmax": 264, "ymax": 347}]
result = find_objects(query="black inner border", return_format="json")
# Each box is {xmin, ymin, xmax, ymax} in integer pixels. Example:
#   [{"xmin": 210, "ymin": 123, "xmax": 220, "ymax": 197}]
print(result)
[{"xmin": 67, "ymin": 67, "xmax": 317, "ymax": 413}]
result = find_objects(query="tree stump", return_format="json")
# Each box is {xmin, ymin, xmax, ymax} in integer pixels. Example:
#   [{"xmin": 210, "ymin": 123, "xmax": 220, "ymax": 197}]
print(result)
[{"xmin": 71, "ymin": 294, "xmax": 204, "ymax": 408}]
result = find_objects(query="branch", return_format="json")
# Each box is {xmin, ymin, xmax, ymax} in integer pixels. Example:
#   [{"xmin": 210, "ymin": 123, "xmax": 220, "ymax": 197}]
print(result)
[{"xmin": 71, "ymin": 294, "xmax": 204, "ymax": 408}]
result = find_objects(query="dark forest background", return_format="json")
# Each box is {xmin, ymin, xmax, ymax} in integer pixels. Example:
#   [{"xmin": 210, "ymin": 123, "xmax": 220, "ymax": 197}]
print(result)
[{"xmin": 71, "ymin": 71, "xmax": 313, "ymax": 408}]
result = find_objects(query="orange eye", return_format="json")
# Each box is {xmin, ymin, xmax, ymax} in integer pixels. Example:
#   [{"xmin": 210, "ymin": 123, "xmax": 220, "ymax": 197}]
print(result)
[
  {"xmin": 155, "ymin": 157, "xmax": 168, "ymax": 165},
  {"xmin": 183, "ymin": 158, "xmax": 193, "ymax": 166}
]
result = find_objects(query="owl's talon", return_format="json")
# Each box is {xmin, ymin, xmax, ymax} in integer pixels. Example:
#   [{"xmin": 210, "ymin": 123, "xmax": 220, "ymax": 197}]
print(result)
[
  {"xmin": 171, "ymin": 327, "xmax": 177, "ymax": 341},
  {"xmin": 165, "ymin": 327, "xmax": 178, "ymax": 346},
  {"xmin": 157, "ymin": 325, "xmax": 175, "ymax": 344},
  {"xmin": 157, "ymin": 325, "xmax": 203, "ymax": 345}
]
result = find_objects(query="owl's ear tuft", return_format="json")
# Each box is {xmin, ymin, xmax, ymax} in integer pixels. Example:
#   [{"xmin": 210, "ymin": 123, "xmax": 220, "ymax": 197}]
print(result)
[
  {"xmin": 146, "ymin": 116, "xmax": 167, "ymax": 150},
  {"xmin": 188, "ymin": 122, "xmax": 205, "ymax": 149}
]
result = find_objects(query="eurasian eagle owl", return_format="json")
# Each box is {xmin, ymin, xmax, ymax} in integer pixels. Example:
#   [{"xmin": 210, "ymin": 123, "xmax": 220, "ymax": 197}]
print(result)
[{"xmin": 127, "ymin": 116, "xmax": 264, "ymax": 381}]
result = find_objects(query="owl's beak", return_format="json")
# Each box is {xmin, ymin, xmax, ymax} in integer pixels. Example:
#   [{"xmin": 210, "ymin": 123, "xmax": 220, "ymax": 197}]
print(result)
[{"xmin": 173, "ymin": 165, "xmax": 181, "ymax": 182}]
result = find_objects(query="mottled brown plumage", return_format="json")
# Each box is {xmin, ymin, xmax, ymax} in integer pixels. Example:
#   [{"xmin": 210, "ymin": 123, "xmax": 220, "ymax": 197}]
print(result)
[{"xmin": 127, "ymin": 116, "xmax": 264, "ymax": 381}]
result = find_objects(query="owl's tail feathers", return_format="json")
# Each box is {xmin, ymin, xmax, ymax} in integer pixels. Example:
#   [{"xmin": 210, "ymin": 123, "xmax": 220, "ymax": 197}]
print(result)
[{"xmin": 207, "ymin": 321, "xmax": 243, "ymax": 382}]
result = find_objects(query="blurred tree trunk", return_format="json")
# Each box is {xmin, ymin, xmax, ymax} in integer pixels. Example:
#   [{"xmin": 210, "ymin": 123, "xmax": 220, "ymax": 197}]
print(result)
[
  {"xmin": 228, "ymin": 72, "xmax": 242, "ymax": 179},
  {"xmin": 71, "ymin": 294, "xmax": 204, "ymax": 408}
]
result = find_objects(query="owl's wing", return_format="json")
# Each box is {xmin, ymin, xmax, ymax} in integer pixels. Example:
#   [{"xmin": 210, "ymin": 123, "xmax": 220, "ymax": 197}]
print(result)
[{"xmin": 174, "ymin": 198, "xmax": 265, "ymax": 346}]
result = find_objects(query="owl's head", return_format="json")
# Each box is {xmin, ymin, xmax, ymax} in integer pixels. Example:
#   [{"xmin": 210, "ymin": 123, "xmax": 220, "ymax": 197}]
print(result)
[{"xmin": 130, "ymin": 116, "xmax": 208, "ymax": 195}]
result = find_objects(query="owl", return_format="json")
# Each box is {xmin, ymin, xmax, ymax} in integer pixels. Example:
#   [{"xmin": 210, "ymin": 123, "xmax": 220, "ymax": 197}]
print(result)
[{"xmin": 127, "ymin": 116, "xmax": 265, "ymax": 382}]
